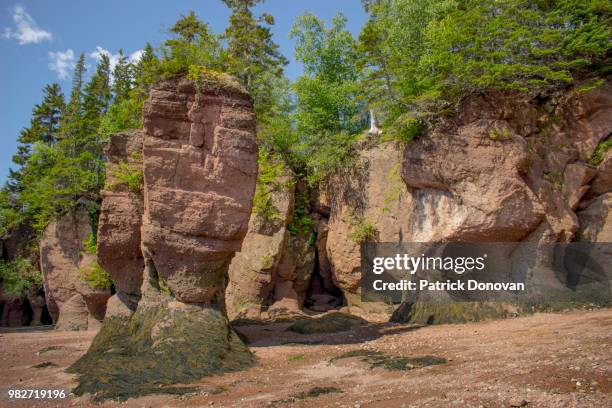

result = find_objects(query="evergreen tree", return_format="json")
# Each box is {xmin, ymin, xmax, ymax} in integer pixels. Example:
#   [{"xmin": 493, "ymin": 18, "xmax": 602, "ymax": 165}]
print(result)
[
  {"xmin": 222, "ymin": 0, "xmax": 288, "ymax": 116},
  {"xmin": 132, "ymin": 43, "xmax": 157, "ymax": 92},
  {"xmin": 82, "ymin": 54, "xmax": 112, "ymax": 137},
  {"xmin": 59, "ymin": 53, "xmax": 87, "ymax": 147},
  {"xmin": 157, "ymin": 11, "xmax": 221, "ymax": 78},
  {"xmin": 112, "ymin": 49, "xmax": 132, "ymax": 102},
  {"xmin": 12, "ymin": 84, "xmax": 65, "ymax": 166}
]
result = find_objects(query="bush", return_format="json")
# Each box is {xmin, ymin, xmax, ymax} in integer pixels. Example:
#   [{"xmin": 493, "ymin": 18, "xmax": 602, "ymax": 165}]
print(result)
[
  {"xmin": 84, "ymin": 232, "xmax": 97, "ymax": 254},
  {"xmin": 589, "ymin": 137, "xmax": 612, "ymax": 165},
  {"xmin": 80, "ymin": 260, "xmax": 113, "ymax": 290},
  {"xmin": 99, "ymin": 96, "xmax": 144, "ymax": 136},
  {"xmin": 106, "ymin": 160, "xmax": 143, "ymax": 194},
  {"xmin": 252, "ymin": 149, "xmax": 293, "ymax": 221},
  {"xmin": 345, "ymin": 214, "xmax": 377, "ymax": 244},
  {"xmin": 0, "ymin": 257, "xmax": 42, "ymax": 299}
]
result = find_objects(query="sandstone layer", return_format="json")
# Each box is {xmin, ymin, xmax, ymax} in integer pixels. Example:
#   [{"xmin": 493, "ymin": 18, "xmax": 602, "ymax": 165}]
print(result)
[
  {"xmin": 97, "ymin": 130, "xmax": 144, "ymax": 312},
  {"xmin": 70, "ymin": 75, "xmax": 258, "ymax": 401},
  {"xmin": 40, "ymin": 205, "xmax": 110, "ymax": 330},
  {"xmin": 323, "ymin": 82, "xmax": 612, "ymax": 322}
]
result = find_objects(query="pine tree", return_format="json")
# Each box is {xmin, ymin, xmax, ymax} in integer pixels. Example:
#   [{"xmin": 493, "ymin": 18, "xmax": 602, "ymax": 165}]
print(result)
[
  {"xmin": 112, "ymin": 49, "xmax": 132, "ymax": 102},
  {"xmin": 12, "ymin": 84, "xmax": 65, "ymax": 166},
  {"xmin": 222, "ymin": 0, "xmax": 288, "ymax": 116},
  {"xmin": 59, "ymin": 53, "xmax": 86, "ymax": 147},
  {"xmin": 133, "ymin": 43, "xmax": 157, "ymax": 92},
  {"xmin": 82, "ymin": 54, "xmax": 112, "ymax": 136}
]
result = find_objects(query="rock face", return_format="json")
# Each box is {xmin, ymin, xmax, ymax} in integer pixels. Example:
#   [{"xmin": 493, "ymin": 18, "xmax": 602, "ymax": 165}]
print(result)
[
  {"xmin": 97, "ymin": 131, "xmax": 144, "ymax": 312},
  {"xmin": 225, "ymin": 159, "xmax": 295, "ymax": 320},
  {"xmin": 577, "ymin": 193, "xmax": 612, "ymax": 242},
  {"xmin": 40, "ymin": 205, "xmax": 111, "ymax": 330},
  {"xmin": 225, "ymin": 174, "xmax": 345, "ymax": 320},
  {"xmin": 71, "ymin": 75, "xmax": 258, "ymax": 401},
  {"xmin": 325, "ymin": 142, "xmax": 411, "ymax": 318},
  {"xmin": 324, "ymin": 82, "xmax": 612, "ymax": 322}
]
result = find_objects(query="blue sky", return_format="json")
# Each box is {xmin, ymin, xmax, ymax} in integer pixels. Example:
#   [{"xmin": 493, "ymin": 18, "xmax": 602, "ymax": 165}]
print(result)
[{"xmin": 0, "ymin": 0, "xmax": 367, "ymax": 184}]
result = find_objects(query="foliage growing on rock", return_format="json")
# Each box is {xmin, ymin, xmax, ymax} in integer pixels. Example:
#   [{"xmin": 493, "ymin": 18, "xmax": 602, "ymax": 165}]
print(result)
[
  {"xmin": 589, "ymin": 136, "xmax": 612, "ymax": 165},
  {"xmin": 359, "ymin": 0, "xmax": 612, "ymax": 138},
  {"xmin": 105, "ymin": 159, "xmax": 143, "ymax": 194},
  {"xmin": 287, "ymin": 187, "xmax": 313, "ymax": 236},
  {"xmin": 345, "ymin": 213, "xmax": 378, "ymax": 244},
  {"xmin": 79, "ymin": 260, "xmax": 113, "ymax": 290},
  {"xmin": 252, "ymin": 149, "xmax": 293, "ymax": 222},
  {"xmin": 0, "ymin": 257, "xmax": 42, "ymax": 299}
]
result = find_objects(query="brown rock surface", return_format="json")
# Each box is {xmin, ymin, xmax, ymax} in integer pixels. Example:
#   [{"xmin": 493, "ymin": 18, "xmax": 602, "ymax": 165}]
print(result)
[
  {"xmin": 589, "ymin": 149, "xmax": 612, "ymax": 196},
  {"xmin": 28, "ymin": 293, "xmax": 46, "ymax": 326},
  {"xmin": 577, "ymin": 193, "xmax": 612, "ymax": 242},
  {"xmin": 323, "ymin": 83, "xmax": 612, "ymax": 321},
  {"xmin": 141, "ymin": 78, "xmax": 257, "ymax": 304},
  {"xmin": 40, "ymin": 206, "xmax": 110, "ymax": 330},
  {"xmin": 226, "ymin": 161, "xmax": 295, "ymax": 320},
  {"xmin": 325, "ymin": 142, "xmax": 411, "ymax": 317},
  {"xmin": 71, "ymin": 75, "xmax": 258, "ymax": 400},
  {"xmin": 97, "ymin": 131, "xmax": 144, "ymax": 312},
  {"xmin": 0, "ymin": 298, "xmax": 25, "ymax": 326}
]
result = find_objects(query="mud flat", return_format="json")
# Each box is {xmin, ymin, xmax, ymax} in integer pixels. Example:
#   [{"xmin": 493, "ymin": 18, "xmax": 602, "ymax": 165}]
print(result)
[{"xmin": 0, "ymin": 309, "xmax": 610, "ymax": 407}]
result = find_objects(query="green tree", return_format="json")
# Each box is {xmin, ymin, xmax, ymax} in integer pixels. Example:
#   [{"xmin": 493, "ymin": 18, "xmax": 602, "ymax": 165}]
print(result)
[
  {"xmin": 12, "ymin": 84, "xmax": 65, "ymax": 167},
  {"xmin": 358, "ymin": 0, "xmax": 612, "ymax": 139},
  {"xmin": 222, "ymin": 0, "xmax": 288, "ymax": 116},
  {"xmin": 82, "ymin": 54, "xmax": 112, "ymax": 137},
  {"xmin": 59, "ymin": 52, "xmax": 87, "ymax": 148},
  {"xmin": 290, "ymin": 13, "xmax": 366, "ymax": 184},
  {"xmin": 132, "ymin": 43, "xmax": 157, "ymax": 92},
  {"xmin": 112, "ymin": 49, "xmax": 133, "ymax": 102},
  {"xmin": 156, "ymin": 11, "xmax": 222, "ymax": 78}
]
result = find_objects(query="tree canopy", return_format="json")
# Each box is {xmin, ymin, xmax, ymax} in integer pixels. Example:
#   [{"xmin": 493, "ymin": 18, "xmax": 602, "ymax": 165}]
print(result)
[{"xmin": 1, "ymin": 0, "xmax": 610, "ymax": 241}]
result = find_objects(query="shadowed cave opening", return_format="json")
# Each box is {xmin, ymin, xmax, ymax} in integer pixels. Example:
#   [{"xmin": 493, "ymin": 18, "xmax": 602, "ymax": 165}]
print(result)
[{"xmin": 303, "ymin": 244, "xmax": 345, "ymax": 313}]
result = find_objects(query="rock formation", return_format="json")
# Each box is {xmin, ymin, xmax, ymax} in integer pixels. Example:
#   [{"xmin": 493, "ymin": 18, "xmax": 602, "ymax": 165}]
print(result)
[
  {"xmin": 225, "ymin": 173, "xmax": 345, "ymax": 320},
  {"xmin": 97, "ymin": 130, "xmax": 144, "ymax": 314},
  {"xmin": 323, "ymin": 82, "xmax": 612, "ymax": 322},
  {"xmin": 70, "ymin": 74, "xmax": 258, "ymax": 401},
  {"xmin": 225, "ymin": 158, "xmax": 296, "ymax": 319},
  {"xmin": 324, "ymin": 142, "xmax": 411, "ymax": 319},
  {"xmin": 40, "ymin": 205, "xmax": 110, "ymax": 330}
]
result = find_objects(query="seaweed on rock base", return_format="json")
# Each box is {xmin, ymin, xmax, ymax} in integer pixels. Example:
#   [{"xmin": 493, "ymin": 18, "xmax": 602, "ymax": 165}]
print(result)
[{"xmin": 68, "ymin": 304, "xmax": 254, "ymax": 402}]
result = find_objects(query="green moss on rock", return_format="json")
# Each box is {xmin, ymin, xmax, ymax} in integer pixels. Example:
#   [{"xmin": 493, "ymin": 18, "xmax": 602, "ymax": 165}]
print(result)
[
  {"xmin": 390, "ymin": 301, "xmax": 512, "ymax": 325},
  {"xmin": 330, "ymin": 349, "xmax": 447, "ymax": 371},
  {"xmin": 68, "ymin": 305, "xmax": 254, "ymax": 401},
  {"xmin": 287, "ymin": 313, "xmax": 366, "ymax": 334}
]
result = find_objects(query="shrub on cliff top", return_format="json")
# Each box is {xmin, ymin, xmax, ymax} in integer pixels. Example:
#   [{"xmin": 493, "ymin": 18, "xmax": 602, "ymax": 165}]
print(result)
[{"xmin": 359, "ymin": 0, "xmax": 612, "ymax": 136}]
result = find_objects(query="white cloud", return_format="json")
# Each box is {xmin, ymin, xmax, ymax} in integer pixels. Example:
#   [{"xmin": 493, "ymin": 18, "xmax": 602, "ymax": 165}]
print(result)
[
  {"xmin": 129, "ymin": 49, "xmax": 143, "ymax": 63},
  {"xmin": 48, "ymin": 49, "xmax": 75, "ymax": 80},
  {"xmin": 2, "ymin": 4, "xmax": 52, "ymax": 45},
  {"xmin": 90, "ymin": 46, "xmax": 143, "ymax": 82},
  {"xmin": 90, "ymin": 46, "xmax": 119, "ymax": 74}
]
